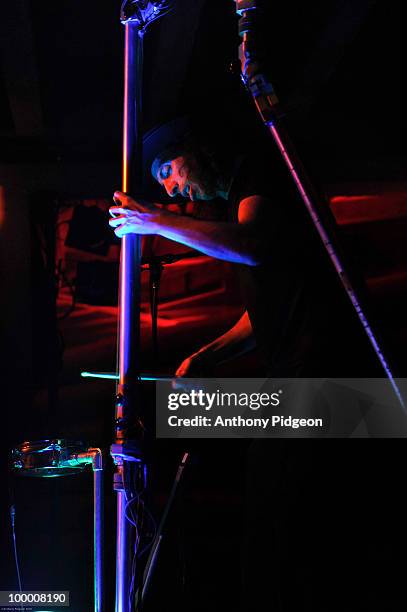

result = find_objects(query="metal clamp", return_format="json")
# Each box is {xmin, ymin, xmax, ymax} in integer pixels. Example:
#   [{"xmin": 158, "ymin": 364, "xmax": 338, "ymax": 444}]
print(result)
[{"xmin": 120, "ymin": 0, "xmax": 172, "ymax": 28}]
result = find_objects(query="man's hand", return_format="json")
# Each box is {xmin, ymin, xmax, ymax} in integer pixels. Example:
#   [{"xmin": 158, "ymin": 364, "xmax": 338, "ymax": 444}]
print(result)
[
  {"xmin": 173, "ymin": 350, "xmax": 215, "ymax": 390},
  {"xmin": 175, "ymin": 351, "xmax": 214, "ymax": 377},
  {"xmin": 109, "ymin": 191, "xmax": 168, "ymax": 237}
]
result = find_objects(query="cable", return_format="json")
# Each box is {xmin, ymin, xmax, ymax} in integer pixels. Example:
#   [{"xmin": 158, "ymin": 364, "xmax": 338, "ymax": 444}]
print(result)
[
  {"xmin": 127, "ymin": 463, "xmax": 142, "ymax": 610},
  {"xmin": 136, "ymin": 505, "xmax": 157, "ymax": 559},
  {"xmin": 10, "ymin": 504, "xmax": 24, "ymax": 612},
  {"xmin": 129, "ymin": 500, "xmax": 142, "ymax": 611},
  {"xmin": 124, "ymin": 462, "xmax": 158, "ymax": 610},
  {"xmin": 124, "ymin": 490, "xmax": 142, "ymax": 529},
  {"xmin": 10, "ymin": 505, "xmax": 22, "ymax": 592},
  {"xmin": 129, "ymin": 462, "xmax": 144, "ymax": 610}
]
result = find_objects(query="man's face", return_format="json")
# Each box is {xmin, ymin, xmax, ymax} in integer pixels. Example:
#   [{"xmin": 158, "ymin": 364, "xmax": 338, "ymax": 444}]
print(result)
[{"xmin": 152, "ymin": 155, "xmax": 218, "ymax": 201}]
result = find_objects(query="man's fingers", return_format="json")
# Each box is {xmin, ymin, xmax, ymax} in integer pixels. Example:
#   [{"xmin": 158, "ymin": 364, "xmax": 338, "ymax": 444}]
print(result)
[
  {"xmin": 176, "ymin": 360, "xmax": 188, "ymax": 374},
  {"xmin": 109, "ymin": 206, "xmax": 131, "ymax": 216},
  {"xmin": 113, "ymin": 191, "xmax": 143, "ymax": 209},
  {"xmin": 109, "ymin": 216, "xmax": 126, "ymax": 227},
  {"xmin": 109, "ymin": 207, "xmax": 130, "ymax": 216},
  {"xmin": 172, "ymin": 377, "xmax": 183, "ymax": 389},
  {"xmin": 110, "ymin": 201, "xmax": 121, "ymax": 212},
  {"xmin": 114, "ymin": 225, "xmax": 128, "ymax": 238},
  {"xmin": 109, "ymin": 193, "xmax": 159, "ymax": 238},
  {"xmin": 113, "ymin": 190, "xmax": 128, "ymax": 202},
  {"xmin": 111, "ymin": 192, "xmax": 134, "ymax": 213},
  {"xmin": 175, "ymin": 358, "xmax": 193, "ymax": 378}
]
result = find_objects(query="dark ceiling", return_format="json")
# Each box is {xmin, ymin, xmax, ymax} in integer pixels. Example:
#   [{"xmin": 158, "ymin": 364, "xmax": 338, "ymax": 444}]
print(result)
[{"xmin": 0, "ymin": 0, "xmax": 406, "ymax": 181}]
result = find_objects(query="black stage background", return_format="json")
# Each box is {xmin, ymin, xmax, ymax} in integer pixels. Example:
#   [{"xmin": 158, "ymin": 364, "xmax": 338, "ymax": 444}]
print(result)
[{"xmin": 1, "ymin": 1, "xmax": 407, "ymax": 610}]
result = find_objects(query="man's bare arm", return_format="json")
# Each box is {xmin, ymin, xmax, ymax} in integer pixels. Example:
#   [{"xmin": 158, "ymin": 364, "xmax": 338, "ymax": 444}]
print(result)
[
  {"xmin": 176, "ymin": 310, "xmax": 255, "ymax": 376},
  {"xmin": 109, "ymin": 192, "xmax": 269, "ymax": 266}
]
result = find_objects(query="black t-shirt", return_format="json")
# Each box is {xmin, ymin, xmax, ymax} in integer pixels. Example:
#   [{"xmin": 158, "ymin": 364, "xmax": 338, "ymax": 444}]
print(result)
[{"xmin": 228, "ymin": 155, "xmax": 381, "ymax": 377}]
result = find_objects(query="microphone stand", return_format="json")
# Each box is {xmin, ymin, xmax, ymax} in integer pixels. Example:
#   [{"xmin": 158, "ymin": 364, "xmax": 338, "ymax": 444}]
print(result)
[
  {"xmin": 233, "ymin": 0, "xmax": 405, "ymax": 410},
  {"xmin": 146, "ymin": 257, "xmax": 163, "ymax": 364},
  {"xmin": 142, "ymin": 251, "xmax": 203, "ymax": 363}
]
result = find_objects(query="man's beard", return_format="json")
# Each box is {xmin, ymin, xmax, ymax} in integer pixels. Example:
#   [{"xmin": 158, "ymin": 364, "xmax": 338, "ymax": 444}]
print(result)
[{"xmin": 183, "ymin": 155, "xmax": 220, "ymax": 200}]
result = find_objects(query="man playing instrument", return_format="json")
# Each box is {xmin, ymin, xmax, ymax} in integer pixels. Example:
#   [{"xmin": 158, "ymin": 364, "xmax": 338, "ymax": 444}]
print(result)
[{"xmin": 109, "ymin": 128, "xmax": 378, "ymax": 378}]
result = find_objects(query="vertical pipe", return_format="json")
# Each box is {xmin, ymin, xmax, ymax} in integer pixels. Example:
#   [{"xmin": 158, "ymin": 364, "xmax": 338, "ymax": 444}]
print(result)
[
  {"xmin": 115, "ymin": 21, "xmax": 144, "ymax": 612},
  {"xmin": 115, "ymin": 490, "xmax": 132, "ymax": 612},
  {"xmin": 119, "ymin": 23, "xmax": 142, "ymax": 383}
]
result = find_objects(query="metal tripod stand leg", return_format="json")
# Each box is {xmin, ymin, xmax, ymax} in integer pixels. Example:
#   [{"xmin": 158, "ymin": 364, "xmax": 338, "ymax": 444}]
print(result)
[
  {"xmin": 91, "ymin": 450, "xmax": 104, "ymax": 612},
  {"xmin": 132, "ymin": 452, "xmax": 190, "ymax": 608},
  {"xmin": 72, "ymin": 447, "xmax": 105, "ymax": 612}
]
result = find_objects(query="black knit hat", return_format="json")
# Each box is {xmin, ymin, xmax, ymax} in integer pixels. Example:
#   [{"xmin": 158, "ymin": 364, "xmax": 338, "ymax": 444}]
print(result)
[{"xmin": 142, "ymin": 116, "xmax": 191, "ymax": 199}]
